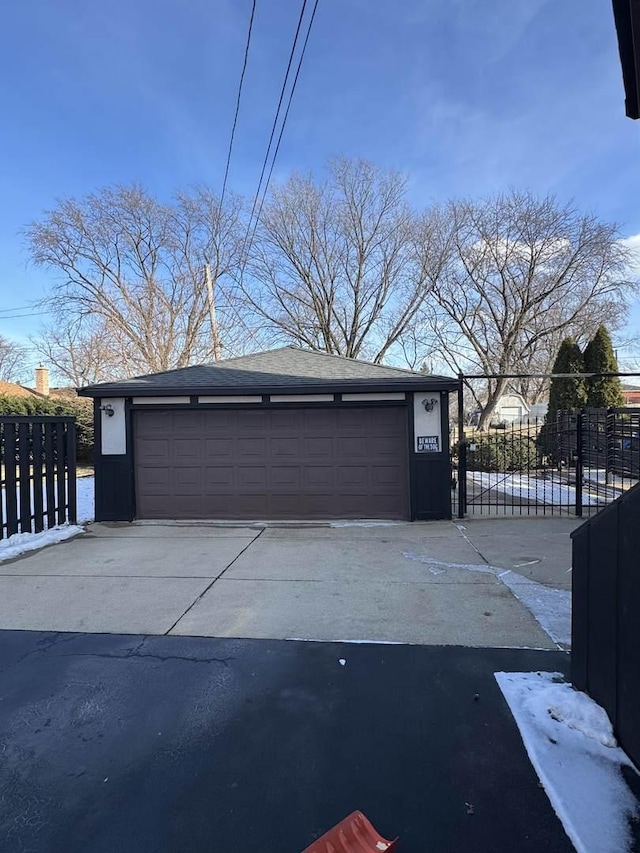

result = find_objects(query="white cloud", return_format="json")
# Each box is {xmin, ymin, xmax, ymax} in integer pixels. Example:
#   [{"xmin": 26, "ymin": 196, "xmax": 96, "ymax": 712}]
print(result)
[{"xmin": 621, "ymin": 234, "xmax": 640, "ymax": 276}]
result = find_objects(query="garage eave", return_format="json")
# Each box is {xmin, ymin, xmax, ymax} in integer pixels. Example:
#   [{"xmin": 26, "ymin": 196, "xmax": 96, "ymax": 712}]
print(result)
[{"xmin": 80, "ymin": 378, "xmax": 460, "ymax": 399}]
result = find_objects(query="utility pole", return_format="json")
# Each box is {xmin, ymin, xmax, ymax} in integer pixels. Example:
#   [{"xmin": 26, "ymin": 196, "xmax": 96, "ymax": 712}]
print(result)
[{"xmin": 204, "ymin": 263, "xmax": 222, "ymax": 361}]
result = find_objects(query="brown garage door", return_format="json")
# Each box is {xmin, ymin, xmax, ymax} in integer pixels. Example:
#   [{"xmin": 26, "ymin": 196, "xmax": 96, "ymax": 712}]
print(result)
[{"xmin": 134, "ymin": 407, "xmax": 410, "ymax": 520}]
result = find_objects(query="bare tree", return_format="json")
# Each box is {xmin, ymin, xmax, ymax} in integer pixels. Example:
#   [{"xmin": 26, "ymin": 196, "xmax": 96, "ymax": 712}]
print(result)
[
  {"xmin": 30, "ymin": 315, "xmax": 126, "ymax": 387},
  {"xmin": 418, "ymin": 192, "xmax": 634, "ymax": 428},
  {"xmin": 0, "ymin": 336, "xmax": 28, "ymax": 382},
  {"xmin": 26, "ymin": 185, "xmax": 250, "ymax": 376},
  {"xmin": 242, "ymin": 158, "xmax": 439, "ymax": 363}
]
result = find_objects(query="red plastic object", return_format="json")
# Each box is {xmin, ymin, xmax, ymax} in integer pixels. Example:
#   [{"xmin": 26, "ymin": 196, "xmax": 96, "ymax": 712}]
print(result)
[{"xmin": 302, "ymin": 810, "xmax": 399, "ymax": 852}]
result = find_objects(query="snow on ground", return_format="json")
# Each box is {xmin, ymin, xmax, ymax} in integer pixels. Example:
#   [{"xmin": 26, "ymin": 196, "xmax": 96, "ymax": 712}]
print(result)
[
  {"xmin": 76, "ymin": 476, "xmax": 95, "ymax": 523},
  {"xmin": 1, "ymin": 475, "xmax": 95, "ymax": 526},
  {"xmin": 402, "ymin": 553, "xmax": 571, "ymax": 646},
  {"xmin": 329, "ymin": 521, "xmax": 403, "ymax": 528},
  {"xmin": 0, "ymin": 476, "xmax": 93, "ymax": 561},
  {"xmin": 0, "ymin": 525, "xmax": 84, "ymax": 562},
  {"xmin": 496, "ymin": 672, "xmax": 639, "ymax": 853},
  {"xmin": 469, "ymin": 472, "xmax": 606, "ymax": 506},
  {"xmin": 498, "ymin": 572, "xmax": 571, "ymax": 646}
]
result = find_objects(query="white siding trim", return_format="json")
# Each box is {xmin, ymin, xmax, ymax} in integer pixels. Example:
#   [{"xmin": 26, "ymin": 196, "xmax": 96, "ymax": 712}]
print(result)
[
  {"xmin": 341, "ymin": 392, "xmax": 406, "ymax": 402},
  {"xmin": 198, "ymin": 395, "xmax": 263, "ymax": 404},
  {"xmin": 133, "ymin": 396, "xmax": 191, "ymax": 405},
  {"xmin": 269, "ymin": 394, "xmax": 335, "ymax": 403},
  {"xmin": 100, "ymin": 397, "xmax": 126, "ymax": 455}
]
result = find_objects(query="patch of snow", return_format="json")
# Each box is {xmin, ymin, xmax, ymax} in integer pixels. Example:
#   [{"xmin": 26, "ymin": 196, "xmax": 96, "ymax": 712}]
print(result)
[
  {"xmin": 468, "ymin": 472, "xmax": 606, "ymax": 506},
  {"xmin": 402, "ymin": 553, "xmax": 571, "ymax": 646},
  {"xmin": 329, "ymin": 521, "xmax": 402, "ymax": 528},
  {"xmin": 0, "ymin": 524, "xmax": 84, "ymax": 562},
  {"xmin": 496, "ymin": 672, "xmax": 639, "ymax": 853},
  {"xmin": 76, "ymin": 476, "xmax": 95, "ymax": 523},
  {"xmin": 1, "ymin": 475, "xmax": 95, "ymax": 529},
  {"xmin": 286, "ymin": 638, "xmax": 406, "ymax": 645},
  {"xmin": 500, "ymin": 573, "xmax": 571, "ymax": 645},
  {"xmin": 338, "ymin": 658, "xmax": 346, "ymax": 666},
  {"xmin": 402, "ymin": 552, "xmax": 492, "ymax": 574}
]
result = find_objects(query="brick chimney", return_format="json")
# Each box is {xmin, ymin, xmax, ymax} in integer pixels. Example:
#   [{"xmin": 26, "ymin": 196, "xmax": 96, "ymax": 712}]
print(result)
[{"xmin": 35, "ymin": 365, "xmax": 50, "ymax": 397}]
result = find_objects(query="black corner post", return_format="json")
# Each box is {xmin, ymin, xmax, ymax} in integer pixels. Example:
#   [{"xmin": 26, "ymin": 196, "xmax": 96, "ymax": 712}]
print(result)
[
  {"xmin": 575, "ymin": 409, "xmax": 583, "ymax": 517},
  {"xmin": 457, "ymin": 374, "xmax": 467, "ymax": 519}
]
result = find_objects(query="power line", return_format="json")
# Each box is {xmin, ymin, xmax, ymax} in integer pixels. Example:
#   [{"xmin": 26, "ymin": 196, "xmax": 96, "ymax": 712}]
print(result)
[
  {"xmin": 243, "ymin": 0, "xmax": 309, "ymax": 239},
  {"xmin": 0, "ymin": 305, "xmax": 40, "ymax": 315},
  {"xmin": 247, "ymin": 0, "xmax": 320, "ymax": 250},
  {"xmin": 219, "ymin": 0, "xmax": 258, "ymax": 210},
  {"xmin": 0, "ymin": 311, "xmax": 49, "ymax": 320}
]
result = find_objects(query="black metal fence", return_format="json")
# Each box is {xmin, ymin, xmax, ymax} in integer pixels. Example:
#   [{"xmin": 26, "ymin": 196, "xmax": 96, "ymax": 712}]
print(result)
[
  {"xmin": 1, "ymin": 416, "xmax": 77, "ymax": 539},
  {"xmin": 571, "ymin": 481, "xmax": 640, "ymax": 768},
  {"xmin": 453, "ymin": 408, "xmax": 640, "ymax": 517}
]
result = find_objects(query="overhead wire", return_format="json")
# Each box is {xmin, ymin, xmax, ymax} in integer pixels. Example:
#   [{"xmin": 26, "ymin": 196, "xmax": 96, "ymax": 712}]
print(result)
[
  {"xmin": 215, "ymin": 0, "xmax": 321, "ymax": 352},
  {"xmin": 219, "ymin": 0, "xmax": 258, "ymax": 211},
  {"xmin": 244, "ymin": 0, "xmax": 320, "ymax": 254},
  {"xmin": 242, "ymin": 0, "xmax": 310, "ymax": 245}
]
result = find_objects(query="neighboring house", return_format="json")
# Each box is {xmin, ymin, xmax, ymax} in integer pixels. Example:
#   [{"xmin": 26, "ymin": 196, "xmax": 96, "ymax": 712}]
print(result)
[
  {"xmin": 0, "ymin": 380, "xmax": 46, "ymax": 399},
  {"xmin": 470, "ymin": 392, "xmax": 547, "ymax": 426},
  {"xmin": 0, "ymin": 367, "xmax": 77, "ymax": 402},
  {"xmin": 79, "ymin": 346, "xmax": 459, "ymax": 523},
  {"xmin": 622, "ymin": 385, "xmax": 640, "ymax": 407}
]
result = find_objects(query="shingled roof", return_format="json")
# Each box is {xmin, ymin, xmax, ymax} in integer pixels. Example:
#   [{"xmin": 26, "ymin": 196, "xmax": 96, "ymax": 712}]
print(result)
[{"xmin": 79, "ymin": 346, "xmax": 458, "ymax": 397}]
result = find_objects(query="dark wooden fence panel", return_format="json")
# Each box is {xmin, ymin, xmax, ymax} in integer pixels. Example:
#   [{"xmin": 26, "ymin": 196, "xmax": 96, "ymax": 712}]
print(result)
[
  {"xmin": 571, "ymin": 481, "xmax": 640, "ymax": 768},
  {"xmin": 0, "ymin": 416, "xmax": 78, "ymax": 540}
]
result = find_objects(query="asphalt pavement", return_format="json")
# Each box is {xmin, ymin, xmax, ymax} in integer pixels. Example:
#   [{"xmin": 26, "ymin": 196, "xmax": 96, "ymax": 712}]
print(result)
[{"xmin": 0, "ymin": 630, "xmax": 574, "ymax": 853}]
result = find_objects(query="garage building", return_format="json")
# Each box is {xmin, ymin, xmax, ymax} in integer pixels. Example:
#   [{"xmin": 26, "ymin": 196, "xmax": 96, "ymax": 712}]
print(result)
[{"xmin": 80, "ymin": 347, "xmax": 458, "ymax": 522}]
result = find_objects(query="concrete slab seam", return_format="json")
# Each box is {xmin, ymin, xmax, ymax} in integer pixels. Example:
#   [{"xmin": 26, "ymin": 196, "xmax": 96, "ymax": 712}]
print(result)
[{"xmin": 165, "ymin": 528, "xmax": 265, "ymax": 635}]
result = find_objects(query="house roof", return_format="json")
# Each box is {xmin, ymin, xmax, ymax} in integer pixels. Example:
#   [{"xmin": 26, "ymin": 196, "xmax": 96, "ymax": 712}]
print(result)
[
  {"xmin": 79, "ymin": 346, "xmax": 459, "ymax": 398},
  {"xmin": 0, "ymin": 381, "xmax": 45, "ymax": 399}
]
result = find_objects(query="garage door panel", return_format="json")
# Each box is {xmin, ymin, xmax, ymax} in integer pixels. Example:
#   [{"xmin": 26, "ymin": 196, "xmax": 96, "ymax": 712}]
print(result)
[
  {"xmin": 270, "ymin": 410, "xmax": 304, "ymax": 431},
  {"xmin": 136, "ymin": 411, "xmax": 173, "ymax": 437},
  {"xmin": 304, "ymin": 467, "xmax": 334, "ymax": 489},
  {"xmin": 336, "ymin": 466, "xmax": 369, "ymax": 489},
  {"xmin": 270, "ymin": 466, "xmax": 301, "ymax": 489},
  {"xmin": 173, "ymin": 411, "xmax": 204, "ymax": 431},
  {"xmin": 268, "ymin": 494, "xmax": 305, "ymax": 516},
  {"xmin": 136, "ymin": 438, "xmax": 170, "ymax": 463},
  {"xmin": 204, "ymin": 467, "xmax": 235, "ymax": 489},
  {"xmin": 136, "ymin": 467, "xmax": 170, "ymax": 493},
  {"xmin": 370, "ymin": 435, "xmax": 402, "ymax": 456},
  {"xmin": 304, "ymin": 437, "xmax": 333, "ymax": 458},
  {"xmin": 205, "ymin": 438, "xmax": 234, "ymax": 457},
  {"xmin": 171, "ymin": 495, "xmax": 207, "ymax": 517},
  {"xmin": 237, "ymin": 438, "xmax": 267, "ymax": 457},
  {"xmin": 271, "ymin": 437, "xmax": 300, "ymax": 457},
  {"xmin": 336, "ymin": 436, "xmax": 367, "ymax": 457},
  {"xmin": 204, "ymin": 410, "xmax": 236, "ymax": 431},
  {"xmin": 173, "ymin": 468, "xmax": 202, "ymax": 492},
  {"xmin": 372, "ymin": 408, "xmax": 404, "ymax": 430},
  {"xmin": 236, "ymin": 411, "xmax": 270, "ymax": 431},
  {"xmin": 236, "ymin": 466, "xmax": 268, "ymax": 489},
  {"xmin": 135, "ymin": 407, "xmax": 409, "ymax": 520},
  {"xmin": 300, "ymin": 494, "xmax": 336, "ymax": 516},
  {"xmin": 230, "ymin": 495, "xmax": 269, "ymax": 516},
  {"xmin": 173, "ymin": 438, "xmax": 202, "ymax": 462}
]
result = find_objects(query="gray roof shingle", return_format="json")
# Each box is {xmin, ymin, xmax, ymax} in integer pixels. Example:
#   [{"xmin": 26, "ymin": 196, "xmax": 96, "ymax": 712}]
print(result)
[{"xmin": 79, "ymin": 346, "xmax": 458, "ymax": 397}]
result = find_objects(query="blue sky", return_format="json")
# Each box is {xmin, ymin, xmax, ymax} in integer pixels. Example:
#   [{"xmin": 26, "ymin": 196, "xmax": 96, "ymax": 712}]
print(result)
[{"xmin": 1, "ymin": 0, "xmax": 639, "ymax": 358}]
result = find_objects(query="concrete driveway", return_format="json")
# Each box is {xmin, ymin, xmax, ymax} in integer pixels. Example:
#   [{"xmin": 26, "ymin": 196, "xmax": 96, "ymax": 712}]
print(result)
[{"xmin": 0, "ymin": 517, "xmax": 578, "ymax": 648}]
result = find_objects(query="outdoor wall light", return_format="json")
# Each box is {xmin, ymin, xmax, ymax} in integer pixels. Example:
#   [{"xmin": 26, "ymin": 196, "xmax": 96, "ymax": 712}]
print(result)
[{"xmin": 100, "ymin": 404, "xmax": 115, "ymax": 417}]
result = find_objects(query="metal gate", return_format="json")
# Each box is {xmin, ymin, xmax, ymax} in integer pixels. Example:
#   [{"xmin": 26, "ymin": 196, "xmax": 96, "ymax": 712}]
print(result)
[{"xmin": 452, "ymin": 393, "xmax": 640, "ymax": 518}]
